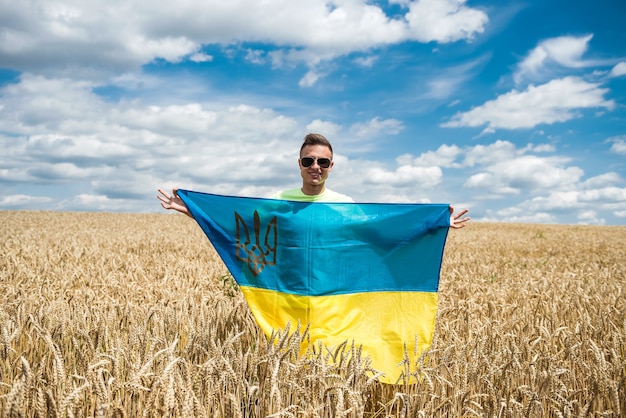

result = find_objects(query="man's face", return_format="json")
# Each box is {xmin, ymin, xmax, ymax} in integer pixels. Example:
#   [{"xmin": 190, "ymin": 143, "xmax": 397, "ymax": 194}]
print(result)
[{"xmin": 299, "ymin": 144, "xmax": 334, "ymax": 188}]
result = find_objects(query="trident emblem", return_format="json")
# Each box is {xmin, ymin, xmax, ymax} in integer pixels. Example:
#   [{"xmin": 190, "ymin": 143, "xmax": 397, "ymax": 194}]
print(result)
[{"xmin": 235, "ymin": 210, "xmax": 277, "ymax": 275}]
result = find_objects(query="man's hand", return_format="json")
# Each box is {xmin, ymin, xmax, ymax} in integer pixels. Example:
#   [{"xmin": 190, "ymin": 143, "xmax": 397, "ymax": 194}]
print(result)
[
  {"xmin": 449, "ymin": 206, "xmax": 470, "ymax": 229},
  {"xmin": 157, "ymin": 188, "xmax": 192, "ymax": 217}
]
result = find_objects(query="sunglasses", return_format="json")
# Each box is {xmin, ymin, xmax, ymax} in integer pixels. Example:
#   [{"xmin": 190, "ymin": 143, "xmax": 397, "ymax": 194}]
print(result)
[{"xmin": 301, "ymin": 157, "xmax": 332, "ymax": 169}]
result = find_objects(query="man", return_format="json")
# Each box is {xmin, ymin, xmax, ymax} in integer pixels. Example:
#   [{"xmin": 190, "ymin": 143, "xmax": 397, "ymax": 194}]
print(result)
[{"xmin": 157, "ymin": 133, "xmax": 470, "ymax": 228}]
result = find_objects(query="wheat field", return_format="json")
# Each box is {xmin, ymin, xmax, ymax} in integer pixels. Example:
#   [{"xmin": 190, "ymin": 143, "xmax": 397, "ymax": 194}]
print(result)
[{"xmin": 0, "ymin": 210, "xmax": 624, "ymax": 417}]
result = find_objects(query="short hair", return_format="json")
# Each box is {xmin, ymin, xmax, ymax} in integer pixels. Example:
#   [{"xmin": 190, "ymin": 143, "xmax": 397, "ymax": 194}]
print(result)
[{"xmin": 300, "ymin": 133, "xmax": 333, "ymax": 158}]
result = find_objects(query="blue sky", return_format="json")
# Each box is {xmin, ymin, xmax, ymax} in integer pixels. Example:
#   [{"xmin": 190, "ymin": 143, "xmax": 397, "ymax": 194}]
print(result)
[{"xmin": 1, "ymin": 0, "xmax": 625, "ymax": 224}]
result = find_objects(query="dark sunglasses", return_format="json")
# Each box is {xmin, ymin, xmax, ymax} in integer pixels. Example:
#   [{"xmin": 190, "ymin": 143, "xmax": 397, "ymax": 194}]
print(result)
[{"xmin": 301, "ymin": 157, "xmax": 332, "ymax": 169}]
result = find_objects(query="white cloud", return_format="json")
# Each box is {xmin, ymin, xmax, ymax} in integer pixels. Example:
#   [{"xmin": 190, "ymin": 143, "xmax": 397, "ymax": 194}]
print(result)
[
  {"xmin": 0, "ymin": 194, "xmax": 54, "ymax": 208},
  {"xmin": 299, "ymin": 70, "xmax": 322, "ymax": 87},
  {"xmin": 189, "ymin": 52, "xmax": 213, "ymax": 63},
  {"xmin": 404, "ymin": 0, "xmax": 488, "ymax": 43},
  {"xmin": 528, "ymin": 143, "xmax": 555, "ymax": 153},
  {"xmin": 522, "ymin": 190, "xmax": 579, "ymax": 212},
  {"xmin": 609, "ymin": 62, "xmax": 626, "ymax": 78},
  {"xmin": 0, "ymin": 76, "xmax": 305, "ymax": 206},
  {"xmin": 0, "ymin": 75, "xmax": 104, "ymax": 133},
  {"xmin": 244, "ymin": 49, "xmax": 265, "ymax": 65},
  {"xmin": 608, "ymin": 136, "xmax": 626, "ymax": 155},
  {"xmin": 462, "ymin": 140, "xmax": 519, "ymax": 166},
  {"xmin": 71, "ymin": 194, "xmax": 132, "ymax": 212},
  {"xmin": 576, "ymin": 210, "xmax": 605, "ymax": 225},
  {"xmin": 479, "ymin": 182, "xmax": 626, "ymax": 225},
  {"xmin": 409, "ymin": 144, "xmax": 463, "ymax": 168},
  {"xmin": 110, "ymin": 72, "xmax": 163, "ymax": 91},
  {"xmin": 353, "ymin": 55, "xmax": 378, "ymax": 67},
  {"xmin": 581, "ymin": 172, "xmax": 623, "ymax": 189},
  {"xmin": 442, "ymin": 77, "xmax": 615, "ymax": 132},
  {"xmin": 480, "ymin": 206, "xmax": 558, "ymax": 224},
  {"xmin": 578, "ymin": 187, "xmax": 626, "ymax": 202},
  {"xmin": 365, "ymin": 165, "xmax": 442, "ymax": 188},
  {"xmin": 513, "ymin": 34, "xmax": 597, "ymax": 84},
  {"xmin": 464, "ymin": 172, "xmax": 519, "ymax": 195},
  {"xmin": 0, "ymin": 0, "xmax": 488, "ymax": 83},
  {"xmin": 466, "ymin": 155, "xmax": 583, "ymax": 193},
  {"xmin": 2, "ymin": 75, "xmax": 437, "ymax": 210},
  {"xmin": 425, "ymin": 77, "xmax": 464, "ymax": 100},
  {"xmin": 306, "ymin": 120, "xmax": 342, "ymax": 140},
  {"xmin": 456, "ymin": 140, "xmax": 588, "ymax": 198},
  {"xmin": 349, "ymin": 117, "xmax": 404, "ymax": 138}
]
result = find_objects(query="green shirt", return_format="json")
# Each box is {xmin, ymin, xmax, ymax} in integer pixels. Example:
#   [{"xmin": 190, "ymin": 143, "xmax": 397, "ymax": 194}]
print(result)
[{"xmin": 271, "ymin": 188, "xmax": 354, "ymax": 202}]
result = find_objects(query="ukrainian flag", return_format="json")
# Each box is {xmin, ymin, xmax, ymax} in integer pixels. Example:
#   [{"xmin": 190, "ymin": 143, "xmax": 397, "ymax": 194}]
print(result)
[{"xmin": 177, "ymin": 190, "xmax": 450, "ymax": 384}]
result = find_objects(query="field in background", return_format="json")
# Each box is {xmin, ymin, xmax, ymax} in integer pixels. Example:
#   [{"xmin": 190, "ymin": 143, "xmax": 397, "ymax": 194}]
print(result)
[{"xmin": 1, "ymin": 211, "xmax": 624, "ymax": 417}]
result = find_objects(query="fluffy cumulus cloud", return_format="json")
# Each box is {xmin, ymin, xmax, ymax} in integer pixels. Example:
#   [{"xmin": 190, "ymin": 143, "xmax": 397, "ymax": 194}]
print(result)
[
  {"xmin": 345, "ymin": 138, "xmax": 626, "ymax": 222},
  {"xmin": 0, "ymin": 76, "xmax": 305, "ymax": 210},
  {"xmin": 403, "ymin": 0, "xmax": 488, "ymax": 43},
  {"xmin": 326, "ymin": 155, "xmax": 446, "ymax": 204},
  {"xmin": 473, "ymin": 186, "xmax": 626, "ymax": 225},
  {"xmin": 459, "ymin": 140, "xmax": 592, "ymax": 196},
  {"xmin": 0, "ymin": 0, "xmax": 487, "ymax": 81},
  {"xmin": 0, "ymin": 74, "xmax": 429, "ymax": 210},
  {"xmin": 406, "ymin": 144, "xmax": 463, "ymax": 168},
  {"xmin": 366, "ymin": 165, "xmax": 442, "ymax": 187},
  {"xmin": 0, "ymin": 194, "xmax": 54, "ymax": 208},
  {"xmin": 460, "ymin": 141, "xmax": 626, "ymax": 224},
  {"xmin": 510, "ymin": 183, "xmax": 626, "ymax": 225},
  {"xmin": 466, "ymin": 155, "xmax": 584, "ymax": 192},
  {"xmin": 441, "ymin": 77, "xmax": 615, "ymax": 133}
]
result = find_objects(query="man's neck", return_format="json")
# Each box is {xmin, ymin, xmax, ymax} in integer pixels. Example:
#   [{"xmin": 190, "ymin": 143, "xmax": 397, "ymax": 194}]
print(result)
[{"xmin": 301, "ymin": 184, "xmax": 325, "ymax": 196}]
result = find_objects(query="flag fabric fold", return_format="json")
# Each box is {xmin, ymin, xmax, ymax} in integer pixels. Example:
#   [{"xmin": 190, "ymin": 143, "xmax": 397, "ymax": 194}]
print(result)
[{"xmin": 177, "ymin": 189, "xmax": 450, "ymax": 383}]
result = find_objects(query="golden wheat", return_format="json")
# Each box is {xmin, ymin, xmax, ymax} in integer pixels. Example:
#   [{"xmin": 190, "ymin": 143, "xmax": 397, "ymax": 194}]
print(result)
[{"xmin": 0, "ymin": 211, "xmax": 624, "ymax": 417}]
